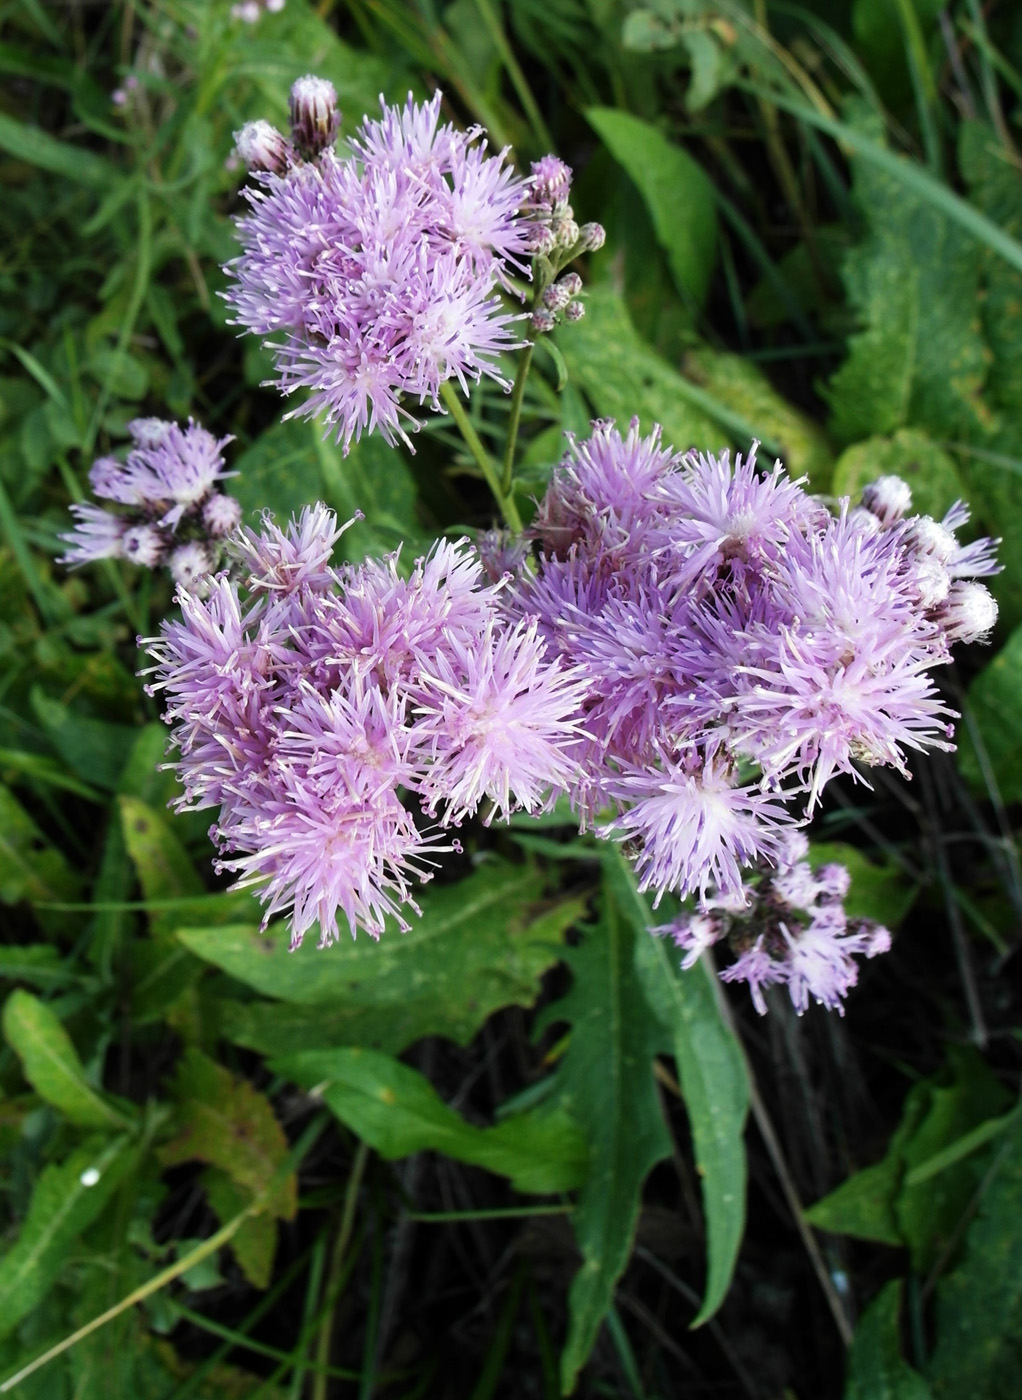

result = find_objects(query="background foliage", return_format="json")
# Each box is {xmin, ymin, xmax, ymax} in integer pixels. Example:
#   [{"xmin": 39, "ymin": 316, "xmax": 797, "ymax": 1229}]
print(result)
[{"xmin": 1, "ymin": 1, "xmax": 1021, "ymax": 1396}]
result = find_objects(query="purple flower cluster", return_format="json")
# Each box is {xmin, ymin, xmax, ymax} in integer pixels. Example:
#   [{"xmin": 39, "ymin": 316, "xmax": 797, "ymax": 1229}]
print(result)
[
  {"xmin": 226, "ymin": 83, "xmax": 536, "ymax": 453},
  {"xmin": 661, "ymin": 832, "xmax": 891, "ymax": 1014},
  {"xmin": 60, "ymin": 418, "xmax": 241, "ymax": 590},
  {"xmin": 510, "ymin": 421, "xmax": 999, "ymax": 913},
  {"xmin": 143, "ymin": 506, "xmax": 587, "ymax": 947}
]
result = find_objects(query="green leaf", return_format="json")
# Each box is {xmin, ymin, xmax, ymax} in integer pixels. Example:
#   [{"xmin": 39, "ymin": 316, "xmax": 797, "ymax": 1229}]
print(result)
[
  {"xmin": 157, "ymin": 1047, "xmax": 296, "ymax": 1221},
  {"xmin": 544, "ymin": 873, "xmax": 672, "ymax": 1392},
  {"xmin": 0, "ymin": 782, "xmax": 79, "ymax": 907},
  {"xmin": 681, "ymin": 345, "xmax": 834, "ymax": 490},
  {"xmin": 275, "ymin": 1046, "xmax": 586, "ymax": 1194},
  {"xmin": 845, "ymin": 1280, "xmax": 935, "ymax": 1400},
  {"xmin": 825, "ymin": 108, "xmax": 990, "ymax": 448},
  {"xmin": 959, "ymin": 623, "xmax": 1022, "ymax": 801},
  {"xmin": 832, "ymin": 429, "xmax": 968, "ymax": 521},
  {"xmin": 626, "ymin": 874, "xmax": 749, "ymax": 1325},
  {"xmin": 0, "ymin": 111, "xmax": 117, "ymax": 187},
  {"xmin": 585, "ymin": 107, "xmax": 717, "ymax": 307},
  {"xmin": 119, "ymin": 795, "xmax": 204, "ymax": 932},
  {"xmin": 928, "ymin": 1110, "xmax": 1022, "ymax": 1399},
  {"xmin": 807, "ymin": 842, "xmax": 918, "ymax": 929},
  {"xmin": 0, "ymin": 944, "xmax": 77, "ymax": 990},
  {"xmin": 2, "ymin": 989, "xmax": 130, "ymax": 1129},
  {"xmin": 0, "ymin": 1136, "xmax": 135, "ymax": 1342},
  {"xmin": 312, "ymin": 424, "xmax": 426, "ymax": 563},
  {"xmin": 230, "ymin": 417, "xmax": 323, "ymax": 526},
  {"xmin": 30, "ymin": 687, "xmax": 134, "ymax": 791},
  {"xmin": 203, "ymin": 1168, "xmax": 277, "ymax": 1290},
  {"xmin": 554, "ymin": 285, "xmax": 725, "ymax": 450},
  {"xmin": 179, "ymin": 861, "xmax": 579, "ymax": 1055}
]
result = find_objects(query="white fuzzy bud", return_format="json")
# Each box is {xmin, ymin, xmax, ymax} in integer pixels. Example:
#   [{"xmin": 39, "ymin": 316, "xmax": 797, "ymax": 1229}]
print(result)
[
  {"xmin": 234, "ymin": 119, "xmax": 290, "ymax": 174},
  {"xmin": 530, "ymin": 308, "xmax": 557, "ymax": 334},
  {"xmin": 122, "ymin": 523, "xmax": 167, "ymax": 569},
  {"xmin": 542, "ymin": 281, "xmax": 572, "ymax": 312},
  {"xmin": 904, "ymin": 514, "xmax": 957, "ymax": 563},
  {"xmin": 170, "ymin": 541, "xmax": 216, "ymax": 593},
  {"xmin": 942, "ymin": 581, "xmax": 998, "ymax": 643},
  {"xmin": 554, "ymin": 217, "xmax": 580, "ymax": 250},
  {"xmin": 564, "ymin": 300, "xmax": 585, "ymax": 322},
  {"xmin": 912, "ymin": 556, "xmax": 951, "ymax": 609},
  {"xmin": 861, "ymin": 474, "xmax": 912, "ymax": 526}
]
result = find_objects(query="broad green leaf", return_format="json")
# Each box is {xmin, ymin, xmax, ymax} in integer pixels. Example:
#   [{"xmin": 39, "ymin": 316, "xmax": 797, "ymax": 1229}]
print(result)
[
  {"xmin": 0, "ymin": 1136, "xmax": 134, "ymax": 1342},
  {"xmin": 275, "ymin": 1046, "xmax": 586, "ymax": 1194},
  {"xmin": 0, "ymin": 782, "xmax": 79, "ymax": 907},
  {"xmin": 681, "ymin": 345, "xmax": 834, "ymax": 490},
  {"xmin": 2, "ymin": 989, "xmax": 130, "ymax": 1129},
  {"xmin": 805, "ymin": 1157, "xmax": 906, "ymax": 1247},
  {"xmin": 312, "ymin": 424, "xmax": 426, "ymax": 564},
  {"xmin": 157, "ymin": 1047, "xmax": 296, "ymax": 1221},
  {"xmin": 960, "ymin": 620, "xmax": 1022, "ymax": 798},
  {"xmin": 807, "ymin": 842, "xmax": 918, "ymax": 929},
  {"xmin": 203, "ymin": 1168, "xmax": 277, "ymax": 1290},
  {"xmin": 585, "ymin": 107, "xmax": 717, "ymax": 307},
  {"xmin": 554, "ymin": 285, "xmax": 724, "ymax": 451},
  {"xmin": 31, "ymin": 687, "xmax": 134, "ymax": 790},
  {"xmin": 624, "ymin": 866, "xmax": 749, "ymax": 1325},
  {"xmin": 845, "ymin": 1280, "xmax": 935, "ymax": 1400},
  {"xmin": 832, "ymin": 429, "xmax": 967, "ymax": 521},
  {"xmin": 179, "ymin": 862, "xmax": 579, "ymax": 1055},
  {"xmin": 826, "ymin": 109, "xmax": 989, "ymax": 448},
  {"xmin": 230, "ymin": 417, "xmax": 323, "ymax": 526},
  {"xmin": 0, "ymin": 111, "xmax": 117, "ymax": 187},
  {"xmin": 543, "ymin": 874, "xmax": 672, "ymax": 1392},
  {"xmin": 928, "ymin": 1110, "xmax": 1022, "ymax": 1400}
]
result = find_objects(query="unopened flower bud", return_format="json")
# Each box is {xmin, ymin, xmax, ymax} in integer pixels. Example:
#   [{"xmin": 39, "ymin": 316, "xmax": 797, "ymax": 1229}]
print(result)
[
  {"xmin": 554, "ymin": 217, "xmax": 580, "ymax": 250},
  {"xmin": 942, "ymin": 581, "xmax": 998, "ymax": 643},
  {"xmin": 861, "ymin": 474, "xmax": 912, "ymax": 526},
  {"xmin": 904, "ymin": 514, "xmax": 956, "ymax": 563},
  {"xmin": 542, "ymin": 281, "xmax": 573, "ymax": 312},
  {"xmin": 912, "ymin": 556, "xmax": 951, "ymax": 609},
  {"xmin": 289, "ymin": 75, "xmax": 339, "ymax": 159},
  {"xmin": 558, "ymin": 272, "xmax": 582, "ymax": 298},
  {"xmin": 530, "ymin": 308, "xmax": 557, "ymax": 334},
  {"xmin": 577, "ymin": 221, "xmax": 606, "ymax": 252},
  {"xmin": 203, "ymin": 492, "xmax": 243, "ymax": 538},
  {"xmin": 170, "ymin": 541, "xmax": 216, "ymax": 593},
  {"xmin": 234, "ymin": 120, "xmax": 290, "ymax": 174},
  {"xmin": 525, "ymin": 224, "xmax": 558, "ymax": 256},
  {"xmin": 564, "ymin": 300, "xmax": 585, "ymax": 322},
  {"xmin": 122, "ymin": 523, "xmax": 167, "ymax": 569},
  {"xmin": 529, "ymin": 154, "xmax": 572, "ymax": 209},
  {"xmin": 127, "ymin": 417, "xmax": 175, "ymax": 449}
]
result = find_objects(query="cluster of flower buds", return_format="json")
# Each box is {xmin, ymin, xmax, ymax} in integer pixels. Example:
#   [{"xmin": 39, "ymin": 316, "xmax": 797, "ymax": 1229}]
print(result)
[
  {"xmin": 231, "ymin": 0, "xmax": 285, "ymax": 21},
  {"xmin": 853, "ymin": 474, "xmax": 999, "ymax": 645},
  {"xmin": 59, "ymin": 417, "xmax": 241, "ymax": 592},
  {"xmin": 661, "ymin": 832, "xmax": 891, "ymax": 1015},
  {"xmin": 232, "ymin": 74, "xmax": 339, "ymax": 175},
  {"xmin": 522, "ymin": 156, "xmax": 604, "ymax": 334}
]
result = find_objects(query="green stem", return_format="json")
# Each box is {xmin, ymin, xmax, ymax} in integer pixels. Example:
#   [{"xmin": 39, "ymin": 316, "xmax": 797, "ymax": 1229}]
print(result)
[
  {"xmin": 501, "ymin": 343, "xmax": 534, "ymax": 497},
  {"xmin": 0, "ymin": 1114, "xmax": 329, "ymax": 1394},
  {"xmin": 439, "ymin": 381, "xmax": 522, "ymax": 531},
  {"xmin": 312, "ymin": 1143, "xmax": 370, "ymax": 1400}
]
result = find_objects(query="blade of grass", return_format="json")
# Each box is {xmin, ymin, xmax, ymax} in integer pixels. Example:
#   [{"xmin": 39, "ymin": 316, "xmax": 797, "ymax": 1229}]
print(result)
[{"xmin": 738, "ymin": 81, "xmax": 1022, "ymax": 276}]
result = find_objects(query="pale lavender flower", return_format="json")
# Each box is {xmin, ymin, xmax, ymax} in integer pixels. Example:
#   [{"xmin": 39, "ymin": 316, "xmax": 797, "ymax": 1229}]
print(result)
[
  {"xmin": 225, "ymin": 89, "xmax": 532, "ymax": 453},
  {"xmin": 62, "ymin": 417, "xmax": 241, "ymax": 587}
]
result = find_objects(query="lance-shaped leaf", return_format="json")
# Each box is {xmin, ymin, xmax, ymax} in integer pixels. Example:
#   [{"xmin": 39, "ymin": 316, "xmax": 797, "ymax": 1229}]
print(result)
[
  {"xmin": 845, "ymin": 1280, "xmax": 935, "ymax": 1400},
  {"xmin": 2, "ymin": 989, "xmax": 132, "ymax": 1129},
  {"xmin": 0, "ymin": 1136, "xmax": 135, "ymax": 1341},
  {"xmin": 613, "ymin": 852, "xmax": 749, "ymax": 1327},
  {"xmin": 274, "ymin": 1046, "xmax": 586, "ymax": 1196},
  {"xmin": 542, "ymin": 872, "xmax": 672, "ymax": 1393}
]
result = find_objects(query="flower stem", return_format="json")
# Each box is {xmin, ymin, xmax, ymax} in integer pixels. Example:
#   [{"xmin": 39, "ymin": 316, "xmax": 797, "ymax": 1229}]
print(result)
[
  {"xmin": 440, "ymin": 380, "xmax": 522, "ymax": 531},
  {"xmin": 501, "ymin": 342, "xmax": 534, "ymax": 497}
]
